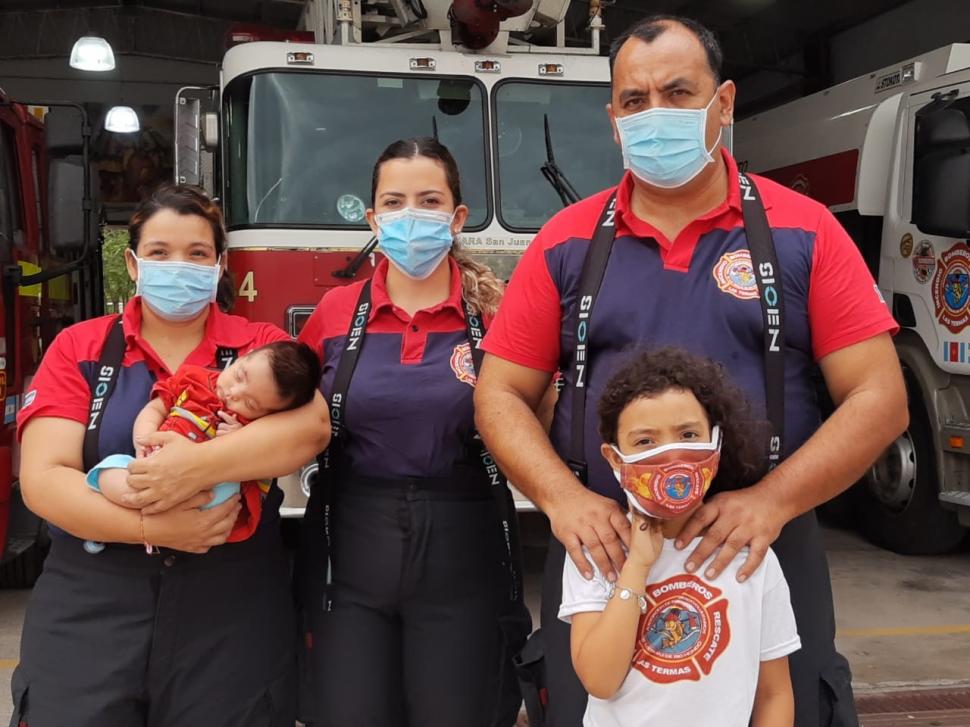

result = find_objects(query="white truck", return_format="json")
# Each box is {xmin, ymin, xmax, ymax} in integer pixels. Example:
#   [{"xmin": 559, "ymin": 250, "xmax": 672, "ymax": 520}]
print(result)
[
  {"xmin": 174, "ymin": 0, "xmax": 620, "ymax": 518},
  {"xmin": 736, "ymin": 44, "xmax": 970, "ymax": 554}
]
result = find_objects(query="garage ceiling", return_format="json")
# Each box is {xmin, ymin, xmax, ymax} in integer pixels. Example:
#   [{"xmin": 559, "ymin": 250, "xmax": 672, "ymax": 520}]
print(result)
[{"xmin": 0, "ymin": 0, "xmax": 917, "ymax": 113}]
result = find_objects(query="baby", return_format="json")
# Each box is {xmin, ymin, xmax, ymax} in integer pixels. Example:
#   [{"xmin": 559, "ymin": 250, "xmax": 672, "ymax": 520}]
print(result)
[{"xmin": 86, "ymin": 340, "xmax": 320, "ymax": 549}]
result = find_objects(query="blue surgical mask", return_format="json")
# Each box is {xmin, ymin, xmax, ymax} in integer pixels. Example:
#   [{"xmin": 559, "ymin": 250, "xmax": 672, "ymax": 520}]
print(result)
[
  {"xmin": 376, "ymin": 208, "xmax": 455, "ymax": 280},
  {"xmin": 135, "ymin": 257, "xmax": 221, "ymax": 321},
  {"xmin": 615, "ymin": 92, "xmax": 723, "ymax": 189}
]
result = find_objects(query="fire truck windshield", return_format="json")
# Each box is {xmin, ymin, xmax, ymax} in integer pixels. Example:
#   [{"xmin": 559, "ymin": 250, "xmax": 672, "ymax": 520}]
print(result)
[
  {"xmin": 494, "ymin": 81, "xmax": 621, "ymax": 231},
  {"xmin": 223, "ymin": 72, "xmax": 489, "ymax": 230}
]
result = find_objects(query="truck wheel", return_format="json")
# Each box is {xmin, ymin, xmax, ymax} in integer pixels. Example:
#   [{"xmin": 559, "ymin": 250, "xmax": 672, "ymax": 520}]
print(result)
[
  {"xmin": 858, "ymin": 394, "xmax": 966, "ymax": 554},
  {"xmin": 0, "ymin": 539, "xmax": 49, "ymax": 589}
]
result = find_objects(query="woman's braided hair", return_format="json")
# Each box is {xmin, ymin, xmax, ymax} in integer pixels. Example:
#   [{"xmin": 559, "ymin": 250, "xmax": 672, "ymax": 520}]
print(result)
[{"xmin": 371, "ymin": 137, "xmax": 504, "ymax": 316}]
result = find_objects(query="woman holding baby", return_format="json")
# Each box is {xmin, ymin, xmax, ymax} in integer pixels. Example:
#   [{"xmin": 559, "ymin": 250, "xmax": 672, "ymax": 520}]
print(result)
[{"xmin": 9, "ymin": 183, "xmax": 329, "ymax": 727}]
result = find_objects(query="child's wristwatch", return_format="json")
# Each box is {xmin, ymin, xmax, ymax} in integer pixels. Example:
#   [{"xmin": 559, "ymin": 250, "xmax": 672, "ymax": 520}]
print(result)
[{"xmin": 607, "ymin": 583, "xmax": 648, "ymax": 614}]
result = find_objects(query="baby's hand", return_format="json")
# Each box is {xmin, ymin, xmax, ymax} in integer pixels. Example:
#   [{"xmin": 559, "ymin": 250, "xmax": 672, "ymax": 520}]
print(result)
[
  {"xmin": 133, "ymin": 440, "xmax": 157, "ymax": 459},
  {"xmin": 216, "ymin": 410, "xmax": 242, "ymax": 436}
]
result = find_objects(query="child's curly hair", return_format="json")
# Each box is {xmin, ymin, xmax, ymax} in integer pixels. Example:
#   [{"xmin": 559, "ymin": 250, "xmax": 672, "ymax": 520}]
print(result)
[{"xmin": 597, "ymin": 347, "xmax": 765, "ymax": 494}]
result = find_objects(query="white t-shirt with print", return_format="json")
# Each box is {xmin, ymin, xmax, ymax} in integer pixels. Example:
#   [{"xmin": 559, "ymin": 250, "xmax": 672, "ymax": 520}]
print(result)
[{"xmin": 559, "ymin": 538, "xmax": 800, "ymax": 727}]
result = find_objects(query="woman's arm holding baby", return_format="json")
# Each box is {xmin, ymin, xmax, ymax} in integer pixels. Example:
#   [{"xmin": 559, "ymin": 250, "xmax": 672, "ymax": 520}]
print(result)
[{"xmin": 123, "ymin": 390, "xmax": 331, "ymax": 513}]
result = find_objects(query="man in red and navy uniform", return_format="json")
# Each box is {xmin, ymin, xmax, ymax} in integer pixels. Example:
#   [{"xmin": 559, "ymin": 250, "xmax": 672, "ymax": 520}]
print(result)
[{"xmin": 475, "ymin": 14, "xmax": 907, "ymax": 727}]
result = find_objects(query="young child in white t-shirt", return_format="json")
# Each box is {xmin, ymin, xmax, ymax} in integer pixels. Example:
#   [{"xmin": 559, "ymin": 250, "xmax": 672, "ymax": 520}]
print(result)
[{"xmin": 559, "ymin": 347, "xmax": 801, "ymax": 727}]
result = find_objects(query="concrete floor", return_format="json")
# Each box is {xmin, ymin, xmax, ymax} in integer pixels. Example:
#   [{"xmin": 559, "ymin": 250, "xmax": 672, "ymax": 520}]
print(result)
[
  {"xmin": 0, "ymin": 522, "xmax": 966, "ymax": 724},
  {"xmin": 826, "ymin": 525, "xmax": 970, "ymax": 691}
]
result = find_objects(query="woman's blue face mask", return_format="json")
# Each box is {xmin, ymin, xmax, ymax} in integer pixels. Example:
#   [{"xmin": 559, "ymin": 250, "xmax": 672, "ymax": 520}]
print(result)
[
  {"xmin": 614, "ymin": 91, "xmax": 723, "ymax": 189},
  {"xmin": 375, "ymin": 208, "xmax": 455, "ymax": 280},
  {"xmin": 135, "ymin": 256, "xmax": 221, "ymax": 321}
]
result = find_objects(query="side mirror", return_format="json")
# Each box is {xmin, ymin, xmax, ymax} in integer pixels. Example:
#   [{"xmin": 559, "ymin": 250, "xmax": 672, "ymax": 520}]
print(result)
[
  {"xmin": 175, "ymin": 87, "xmax": 218, "ymax": 195},
  {"xmin": 913, "ymin": 107, "xmax": 970, "ymax": 237},
  {"xmin": 44, "ymin": 107, "xmax": 83, "ymax": 156},
  {"xmin": 48, "ymin": 158, "xmax": 85, "ymax": 250}
]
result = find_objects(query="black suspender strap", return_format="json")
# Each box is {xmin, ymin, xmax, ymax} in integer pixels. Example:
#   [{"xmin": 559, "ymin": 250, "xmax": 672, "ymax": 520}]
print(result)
[
  {"xmin": 83, "ymin": 317, "xmax": 125, "ymax": 472},
  {"xmin": 738, "ymin": 173, "xmax": 786, "ymax": 468},
  {"xmin": 567, "ymin": 193, "xmax": 618, "ymax": 484},
  {"xmin": 325, "ymin": 280, "xmax": 372, "ymax": 464},
  {"xmin": 566, "ymin": 175, "xmax": 787, "ymax": 484},
  {"xmin": 312, "ymin": 280, "xmax": 371, "ymax": 605},
  {"xmin": 464, "ymin": 299, "xmax": 524, "ymax": 604}
]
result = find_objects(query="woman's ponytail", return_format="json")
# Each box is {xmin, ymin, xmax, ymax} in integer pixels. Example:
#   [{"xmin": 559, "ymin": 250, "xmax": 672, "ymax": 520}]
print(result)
[{"xmin": 451, "ymin": 245, "xmax": 504, "ymax": 317}]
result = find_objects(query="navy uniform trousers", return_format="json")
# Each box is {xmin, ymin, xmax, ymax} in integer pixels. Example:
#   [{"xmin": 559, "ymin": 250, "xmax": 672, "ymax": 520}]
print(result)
[
  {"xmin": 10, "ymin": 521, "xmax": 296, "ymax": 727},
  {"xmin": 301, "ymin": 470, "xmax": 520, "ymax": 727}
]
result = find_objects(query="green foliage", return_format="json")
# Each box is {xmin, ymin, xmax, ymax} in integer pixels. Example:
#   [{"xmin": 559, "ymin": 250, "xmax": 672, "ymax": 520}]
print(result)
[{"xmin": 102, "ymin": 227, "xmax": 135, "ymax": 310}]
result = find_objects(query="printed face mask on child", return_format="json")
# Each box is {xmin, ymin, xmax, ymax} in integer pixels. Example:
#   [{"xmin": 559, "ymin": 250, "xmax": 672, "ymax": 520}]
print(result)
[{"xmin": 611, "ymin": 426, "xmax": 722, "ymax": 519}]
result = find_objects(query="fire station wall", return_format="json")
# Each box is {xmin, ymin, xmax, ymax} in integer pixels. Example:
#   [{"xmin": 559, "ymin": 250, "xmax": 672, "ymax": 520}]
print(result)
[
  {"xmin": 0, "ymin": 56, "xmax": 216, "ymax": 108},
  {"xmin": 830, "ymin": 0, "xmax": 970, "ymax": 83}
]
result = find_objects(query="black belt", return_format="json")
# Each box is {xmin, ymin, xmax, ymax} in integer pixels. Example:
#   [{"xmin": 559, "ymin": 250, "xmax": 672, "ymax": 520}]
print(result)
[{"xmin": 334, "ymin": 471, "xmax": 493, "ymax": 498}]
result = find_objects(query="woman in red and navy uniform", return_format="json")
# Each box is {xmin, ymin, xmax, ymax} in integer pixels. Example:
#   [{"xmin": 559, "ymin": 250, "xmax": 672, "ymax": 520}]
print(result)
[
  {"xmin": 297, "ymin": 138, "xmax": 528, "ymax": 726},
  {"xmin": 11, "ymin": 184, "xmax": 330, "ymax": 727}
]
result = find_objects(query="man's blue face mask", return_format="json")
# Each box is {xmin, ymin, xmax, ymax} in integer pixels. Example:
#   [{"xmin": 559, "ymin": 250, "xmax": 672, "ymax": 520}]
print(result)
[
  {"xmin": 614, "ymin": 91, "xmax": 723, "ymax": 189},
  {"xmin": 376, "ymin": 208, "xmax": 455, "ymax": 280}
]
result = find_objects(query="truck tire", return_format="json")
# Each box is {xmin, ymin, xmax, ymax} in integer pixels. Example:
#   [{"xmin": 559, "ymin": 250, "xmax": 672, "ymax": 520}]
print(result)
[
  {"xmin": 0, "ymin": 538, "xmax": 49, "ymax": 589},
  {"xmin": 858, "ymin": 392, "xmax": 966, "ymax": 555}
]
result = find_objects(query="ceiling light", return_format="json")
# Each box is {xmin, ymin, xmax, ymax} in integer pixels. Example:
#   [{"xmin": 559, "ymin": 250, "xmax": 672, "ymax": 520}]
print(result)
[
  {"xmin": 69, "ymin": 36, "xmax": 115, "ymax": 72},
  {"xmin": 105, "ymin": 106, "xmax": 139, "ymax": 133}
]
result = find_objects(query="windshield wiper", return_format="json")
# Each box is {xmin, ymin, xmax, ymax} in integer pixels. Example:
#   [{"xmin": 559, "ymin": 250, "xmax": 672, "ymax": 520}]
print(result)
[
  {"xmin": 332, "ymin": 235, "xmax": 379, "ymax": 280},
  {"xmin": 540, "ymin": 114, "xmax": 580, "ymax": 207}
]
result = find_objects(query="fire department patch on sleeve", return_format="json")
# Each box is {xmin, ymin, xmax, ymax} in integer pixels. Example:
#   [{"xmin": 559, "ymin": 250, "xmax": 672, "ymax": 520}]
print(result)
[
  {"xmin": 932, "ymin": 242, "xmax": 970, "ymax": 334},
  {"xmin": 633, "ymin": 574, "xmax": 731, "ymax": 684},
  {"xmin": 450, "ymin": 342, "xmax": 477, "ymax": 387},
  {"xmin": 712, "ymin": 250, "xmax": 759, "ymax": 300}
]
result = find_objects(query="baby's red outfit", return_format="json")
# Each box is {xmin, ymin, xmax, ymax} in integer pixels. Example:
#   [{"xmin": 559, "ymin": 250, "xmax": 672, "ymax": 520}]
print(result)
[{"xmin": 152, "ymin": 364, "xmax": 268, "ymax": 542}]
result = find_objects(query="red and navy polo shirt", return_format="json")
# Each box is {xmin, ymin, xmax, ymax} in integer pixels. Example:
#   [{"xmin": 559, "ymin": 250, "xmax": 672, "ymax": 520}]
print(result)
[
  {"xmin": 482, "ymin": 150, "xmax": 898, "ymax": 500},
  {"xmin": 19, "ymin": 297, "xmax": 288, "ymax": 471},
  {"xmin": 299, "ymin": 257, "xmax": 486, "ymax": 479}
]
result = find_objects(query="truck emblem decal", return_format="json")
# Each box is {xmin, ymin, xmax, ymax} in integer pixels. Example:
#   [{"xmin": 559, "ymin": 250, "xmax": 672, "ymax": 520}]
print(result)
[
  {"xmin": 932, "ymin": 242, "xmax": 970, "ymax": 333},
  {"xmin": 912, "ymin": 240, "xmax": 936, "ymax": 284},
  {"xmin": 899, "ymin": 233, "xmax": 914, "ymax": 258},
  {"xmin": 712, "ymin": 250, "xmax": 759, "ymax": 300}
]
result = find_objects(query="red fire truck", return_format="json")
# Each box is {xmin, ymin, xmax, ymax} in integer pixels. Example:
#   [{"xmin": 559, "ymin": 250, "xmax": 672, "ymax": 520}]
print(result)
[
  {"xmin": 174, "ymin": 0, "xmax": 619, "ymax": 516},
  {"xmin": 0, "ymin": 90, "xmax": 101, "ymax": 585}
]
